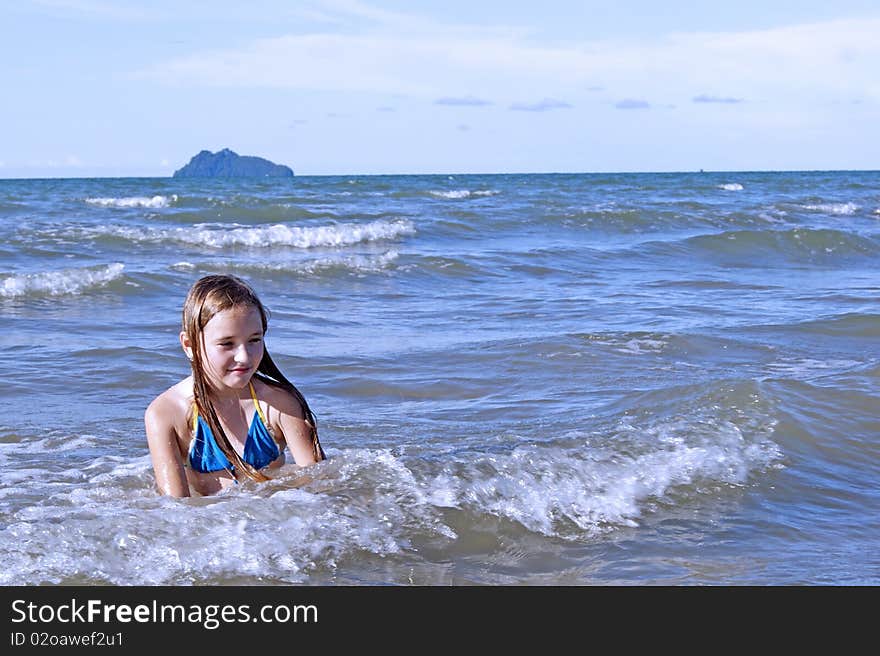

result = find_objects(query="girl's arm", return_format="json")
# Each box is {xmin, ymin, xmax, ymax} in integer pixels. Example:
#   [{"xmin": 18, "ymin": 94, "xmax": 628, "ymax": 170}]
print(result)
[
  {"xmin": 272, "ymin": 390, "xmax": 323, "ymax": 467},
  {"xmin": 144, "ymin": 395, "xmax": 191, "ymax": 497}
]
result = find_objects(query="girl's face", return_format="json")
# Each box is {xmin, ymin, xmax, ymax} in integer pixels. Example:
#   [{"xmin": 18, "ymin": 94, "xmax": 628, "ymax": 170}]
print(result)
[{"xmin": 191, "ymin": 306, "xmax": 265, "ymax": 391}]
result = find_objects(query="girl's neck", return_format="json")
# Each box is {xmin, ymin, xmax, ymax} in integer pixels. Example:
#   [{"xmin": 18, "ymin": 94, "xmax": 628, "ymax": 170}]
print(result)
[{"xmin": 208, "ymin": 381, "xmax": 250, "ymax": 405}]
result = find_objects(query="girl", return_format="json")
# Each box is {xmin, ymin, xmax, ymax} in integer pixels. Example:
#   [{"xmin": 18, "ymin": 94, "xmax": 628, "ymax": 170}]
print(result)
[{"xmin": 145, "ymin": 274, "xmax": 325, "ymax": 497}]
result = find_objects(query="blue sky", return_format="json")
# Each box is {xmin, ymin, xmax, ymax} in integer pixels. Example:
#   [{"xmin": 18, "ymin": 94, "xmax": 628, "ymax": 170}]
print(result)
[{"xmin": 1, "ymin": 0, "xmax": 878, "ymax": 177}]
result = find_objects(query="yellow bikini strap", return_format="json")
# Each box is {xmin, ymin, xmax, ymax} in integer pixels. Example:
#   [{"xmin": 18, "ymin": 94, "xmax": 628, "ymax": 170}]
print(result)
[
  {"xmin": 249, "ymin": 381, "xmax": 268, "ymax": 427},
  {"xmin": 191, "ymin": 384, "xmax": 266, "ymax": 431}
]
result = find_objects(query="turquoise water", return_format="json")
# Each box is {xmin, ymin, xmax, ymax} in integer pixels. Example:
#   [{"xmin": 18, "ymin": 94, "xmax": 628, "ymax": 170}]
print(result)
[{"xmin": 1, "ymin": 171, "xmax": 878, "ymax": 584}]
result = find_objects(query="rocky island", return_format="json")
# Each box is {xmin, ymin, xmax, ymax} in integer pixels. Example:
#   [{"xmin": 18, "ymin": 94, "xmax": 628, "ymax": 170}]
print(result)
[{"xmin": 172, "ymin": 148, "xmax": 294, "ymax": 178}]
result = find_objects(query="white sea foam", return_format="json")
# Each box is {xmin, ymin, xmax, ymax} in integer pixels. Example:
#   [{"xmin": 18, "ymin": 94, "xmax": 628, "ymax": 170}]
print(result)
[
  {"xmin": 718, "ymin": 183, "xmax": 744, "ymax": 191},
  {"xmin": 617, "ymin": 337, "xmax": 668, "ymax": 354},
  {"xmin": 0, "ymin": 407, "xmax": 782, "ymax": 584},
  {"xmin": 585, "ymin": 333, "xmax": 669, "ymax": 355},
  {"xmin": 85, "ymin": 195, "xmax": 177, "ymax": 208},
  {"xmin": 288, "ymin": 250, "xmax": 399, "ymax": 275},
  {"xmin": 428, "ymin": 415, "xmax": 781, "ymax": 539},
  {"xmin": 802, "ymin": 202, "xmax": 858, "ymax": 215},
  {"xmin": 764, "ymin": 358, "xmax": 863, "ymax": 378},
  {"xmin": 0, "ymin": 263, "xmax": 124, "ymax": 298},
  {"xmin": 0, "ymin": 449, "xmax": 453, "ymax": 585},
  {"xmin": 99, "ymin": 219, "xmax": 415, "ymax": 249},
  {"xmin": 428, "ymin": 189, "xmax": 500, "ymax": 199},
  {"xmin": 172, "ymin": 251, "xmax": 400, "ymax": 276},
  {"xmin": 758, "ymin": 208, "xmax": 788, "ymax": 223}
]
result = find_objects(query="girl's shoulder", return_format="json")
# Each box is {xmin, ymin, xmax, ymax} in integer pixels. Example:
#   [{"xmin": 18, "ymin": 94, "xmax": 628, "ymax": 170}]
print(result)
[
  {"xmin": 146, "ymin": 377, "xmax": 194, "ymax": 423},
  {"xmin": 253, "ymin": 378, "xmax": 306, "ymax": 420}
]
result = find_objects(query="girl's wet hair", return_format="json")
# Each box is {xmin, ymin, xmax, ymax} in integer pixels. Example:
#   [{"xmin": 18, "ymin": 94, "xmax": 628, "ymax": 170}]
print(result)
[{"xmin": 182, "ymin": 274, "xmax": 324, "ymax": 482}]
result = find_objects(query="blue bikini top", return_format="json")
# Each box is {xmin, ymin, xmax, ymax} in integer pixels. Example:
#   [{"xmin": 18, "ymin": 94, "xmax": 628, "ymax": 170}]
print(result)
[{"xmin": 188, "ymin": 382, "xmax": 281, "ymax": 475}]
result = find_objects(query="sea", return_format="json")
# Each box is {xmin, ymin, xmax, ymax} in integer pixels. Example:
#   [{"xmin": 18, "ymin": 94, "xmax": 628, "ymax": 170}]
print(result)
[{"xmin": 0, "ymin": 170, "xmax": 877, "ymax": 586}]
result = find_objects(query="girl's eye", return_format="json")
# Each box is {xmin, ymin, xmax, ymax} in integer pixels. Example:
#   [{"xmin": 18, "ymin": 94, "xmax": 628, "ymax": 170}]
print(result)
[{"xmin": 250, "ymin": 338, "xmax": 263, "ymax": 343}]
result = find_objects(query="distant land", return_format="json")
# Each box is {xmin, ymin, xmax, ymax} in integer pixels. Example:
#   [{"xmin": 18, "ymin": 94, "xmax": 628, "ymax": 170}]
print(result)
[{"xmin": 172, "ymin": 148, "xmax": 294, "ymax": 178}]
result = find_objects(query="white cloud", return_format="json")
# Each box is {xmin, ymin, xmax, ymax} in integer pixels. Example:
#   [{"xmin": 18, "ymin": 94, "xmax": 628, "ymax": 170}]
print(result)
[
  {"xmin": 135, "ymin": 14, "xmax": 880, "ymax": 106},
  {"xmin": 29, "ymin": 0, "xmax": 150, "ymax": 20},
  {"xmin": 36, "ymin": 155, "xmax": 86, "ymax": 169},
  {"xmin": 510, "ymin": 98, "xmax": 572, "ymax": 111},
  {"xmin": 615, "ymin": 99, "xmax": 651, "ymax": 110},
  {"xmin": 136, "ymin": 31, "xmax": 566, "ymax": 97},
  {"xmin": 310, "ymin": 0, "xmax": 428, "ymax": 28},
  {"xmin": 693, "ymin": 94, "xmax": 744, "ymax": 104},
  {"xmin": 435, "ymin": 96, "xmax": 493, "ymax": 106}
]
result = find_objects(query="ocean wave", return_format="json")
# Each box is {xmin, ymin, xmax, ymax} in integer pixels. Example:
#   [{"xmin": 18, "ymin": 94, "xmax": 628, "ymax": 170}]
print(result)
[
  {"xmin": 266, "ymin": 251, "xmax": 399, "ymax": 275},
  {"xmin": 757, "ymin": 208, "xmax": 789, "ymax": 224},
  {"xmin": 158, "ymin": 206, "xmax": 344, "ymax": 226},
  {"xmin": 613, "ymin": 336, "xmax": 668, "ymax": 354},
  {"xmin": 782, "ymin": 313, "xmax": 880, "ymax": 338},
  {"xmin": 0, "ymin": 451, "xmax": 450, "ymax": 584},
  {"xmin": 428, "ymin": 189, "xmax": 500, "ymax": 199},
  {"xmin": 438, "ymin": 427, "xmax": 778, "ymax": 538},
  {"xmin": 0, "ymin": 373, "xmax": 784, "ymax": 584},
  {"xmin": 0, "ymin": 411, "xmax": 782, "ymax": 584},
  {"xmin": 764, "ymin": 358, "xmax": 865, "ymax": 379},
  {"xmin": 360, "ymin": 379, "xmax": 782, "ymax": 544},
  {"xmin": 419, "ymin": 382, "xmax": 782, "ymax": 540},
  {"xmin": 85, "ymin": 195, "xmax": 177, "ymax": 209},
  {"xmin": 171, "ymin": 251, "xmax": 400, "ymax": 277},
  {"xmin": 0, "ymin": 263, "xmax": 125, "ymax": 298},
  {"xmin": 80, "ymin": 219, "xmax": 415, "ymax": 249},
  {"xmin": 801, "ymin": 202, "xmax": 859, "ymax": 215},
  {"xmin": 718, "ymin": 183, "xmax": 744, "ymax": 191},
  {"xmin": 577, "ymin": 331, "xmax": 670, "ymax": 355},
  {"xmin": 645, "ymin": 228, "xmax": 880, "ymax": 264},
  {"xmin": 559, "ymin": 203, "xmax": 792, "ymax": 233}
]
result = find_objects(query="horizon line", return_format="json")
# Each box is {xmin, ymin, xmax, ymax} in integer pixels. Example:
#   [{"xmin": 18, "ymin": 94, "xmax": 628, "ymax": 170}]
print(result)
[{"xmin": 1, "ymin": 167, "xmax": 879, "ymax": 182}]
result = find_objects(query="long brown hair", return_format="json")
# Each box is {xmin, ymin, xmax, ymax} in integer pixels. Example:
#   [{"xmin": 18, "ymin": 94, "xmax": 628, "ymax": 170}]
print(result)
[{"xmin": 182, "ymin": 274, "xmax": 324, "ymax": 482}]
